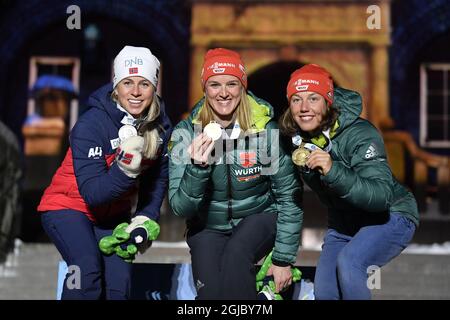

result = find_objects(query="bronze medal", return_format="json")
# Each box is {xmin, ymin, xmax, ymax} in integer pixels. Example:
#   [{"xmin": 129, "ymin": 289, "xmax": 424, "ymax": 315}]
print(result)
[{"xmin": 292, "ymin": 144, "xmax": 310, "ymax": 167}]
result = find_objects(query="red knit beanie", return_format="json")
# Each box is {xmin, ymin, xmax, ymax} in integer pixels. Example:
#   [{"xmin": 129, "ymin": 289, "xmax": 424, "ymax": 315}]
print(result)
[
  {"xmin": 201, "ymin": 48, "xmax": 247, "ymax": 89},
  {"xmin": 286, "ymin": 64, "xmax": 334, "ymax": 105}
]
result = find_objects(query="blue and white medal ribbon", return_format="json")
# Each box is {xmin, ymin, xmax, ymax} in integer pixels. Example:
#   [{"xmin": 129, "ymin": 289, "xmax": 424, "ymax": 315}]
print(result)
[{"xmin": 291, "ymin": 129, "xmax": 333, "ymax": 153}]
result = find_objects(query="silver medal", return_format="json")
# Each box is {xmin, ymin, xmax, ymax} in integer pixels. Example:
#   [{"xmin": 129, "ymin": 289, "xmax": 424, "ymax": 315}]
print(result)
[
  {"xmin": 118, "ymin": 125, "xmax": 138, "ymax": 142},
  {"xmin": 204, "ymin": 122, "xmax": 222, "ymax": 141}
]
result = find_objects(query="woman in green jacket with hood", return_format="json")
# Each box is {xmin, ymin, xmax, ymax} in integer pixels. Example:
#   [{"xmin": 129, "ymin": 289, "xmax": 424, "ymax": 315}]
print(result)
[
  {"xmin": 169, "ymin": 48, "xmax": 303, "ymax": 300},
  {"xmin": 279, "ymin": 64, "xmax": 418, "ymax": 300}
]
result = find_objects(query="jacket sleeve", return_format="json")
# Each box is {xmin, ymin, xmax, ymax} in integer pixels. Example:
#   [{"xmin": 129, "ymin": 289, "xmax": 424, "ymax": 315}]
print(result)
[
  {"xmin": 70, "ymin": 117, "xmax": 137, "ymax": 208},
  {"xmin": 135, "ymin": 105, "xmax": 173, "ymax": 221},
  {"xmin": 168, "ymin": 121, "xmax": 212, "ymax": 219},
  {"xmin": 265, "ymin": 122, "xmax": 303, "ymax": 266},
  {"xmin": 321, "ymin": 121, "xmax": 394, "ymax": 212}
]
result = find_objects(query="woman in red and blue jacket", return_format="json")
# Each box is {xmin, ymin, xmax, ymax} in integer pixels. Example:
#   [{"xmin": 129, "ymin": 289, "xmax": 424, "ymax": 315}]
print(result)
[{"xmin": 38, "ymin": 46, "xmax": 172, "ymax": 300}]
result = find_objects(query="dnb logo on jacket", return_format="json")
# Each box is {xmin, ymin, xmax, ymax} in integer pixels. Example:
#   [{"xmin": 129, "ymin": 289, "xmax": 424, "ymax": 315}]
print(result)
[{"xmin": 234, "ymin": 152, "xmax": 261, "ymax": 182}]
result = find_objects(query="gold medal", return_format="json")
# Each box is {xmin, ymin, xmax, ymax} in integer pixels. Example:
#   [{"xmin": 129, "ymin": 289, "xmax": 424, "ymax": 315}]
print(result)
[{"xmin": 292, "ymin": 144, "xmax": 310, "ymax": 167}]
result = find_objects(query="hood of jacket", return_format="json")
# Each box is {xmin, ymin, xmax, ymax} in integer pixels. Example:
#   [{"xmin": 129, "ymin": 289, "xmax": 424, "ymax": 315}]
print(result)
[
  {"xmin": 86, "ymin": 83, "xmax": 125, "ymax": 127},
  {"xmin": 332, "ymin": 87, "xmax": 363, "ymax": 137}
]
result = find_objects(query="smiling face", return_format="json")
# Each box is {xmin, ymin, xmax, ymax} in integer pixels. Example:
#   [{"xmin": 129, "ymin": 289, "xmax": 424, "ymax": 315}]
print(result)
[
  {"xmin": 289, "ymin": 91, "xmax": 327, "ymax": 133},
  {"xmin": 115, "ymin": 76, "xmax": 155, "ymax": 118},
  {"xmin": 204, "ymin": 74, "xmax": 242, "ymax": 124}
]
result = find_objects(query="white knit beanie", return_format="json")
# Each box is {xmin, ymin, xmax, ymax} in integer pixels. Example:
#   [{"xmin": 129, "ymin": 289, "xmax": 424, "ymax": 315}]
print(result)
[{"xmin": 113, "ymin": 46, "xmax": 160, "ymax": 88}]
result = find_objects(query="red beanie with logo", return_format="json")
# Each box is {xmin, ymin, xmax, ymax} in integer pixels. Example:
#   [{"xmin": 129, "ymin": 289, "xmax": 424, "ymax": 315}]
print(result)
[
  {"xmin": 286, "ymin": 64, "xmax": 334, "ymax": 105},
  {"xmin": 201, "ymin": 48, "xmax": 247, "ymax": 89}
]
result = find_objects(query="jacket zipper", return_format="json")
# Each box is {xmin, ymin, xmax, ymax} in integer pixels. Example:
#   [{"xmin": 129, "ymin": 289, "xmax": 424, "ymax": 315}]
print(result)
[{"xmin": 226, "ymin": 163, "xmax": 234, "ymax": 227}]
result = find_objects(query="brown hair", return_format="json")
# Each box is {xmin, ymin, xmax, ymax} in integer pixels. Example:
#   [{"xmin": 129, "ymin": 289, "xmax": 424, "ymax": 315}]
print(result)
[{"xmin": 278, "ymin": 102, "xmax": 339, "ymax": 137}]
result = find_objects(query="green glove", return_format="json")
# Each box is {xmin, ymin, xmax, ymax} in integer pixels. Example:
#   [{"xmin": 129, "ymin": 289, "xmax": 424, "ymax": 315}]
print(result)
[
  {"xmin": 256, "ymin": 250, "xmax": 302, "ymax": 300},
  {"xmin": 98, "ymin": 217, "xmax": 160, "ymax": 263},
  {"xmin": 124, "ymin": 216, "xmax": 160, "ymax": 253},
  {"xmin": 98, "ymin": 222, "xmax": 137, "ymax": 262},
  {"xmin": 99, "ymin": 222, "xmax": 130, "ymax": 255},
  {"xmin": 256, "ymin": 251, "xmax": 274, "ymax": 284},
  {"xmin": 126, "ymin": 217, "xmax": 160, "ymax": 242}
]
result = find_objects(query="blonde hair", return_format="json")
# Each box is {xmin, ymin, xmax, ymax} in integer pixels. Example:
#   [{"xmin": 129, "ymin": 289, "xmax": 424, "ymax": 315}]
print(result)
[
  {"xmin": 111, "ymin": 89, "xmax": 163, "ymax": 160},
  {"xmin": 197, "ymin": 87, "xmax": 253, "ymax": 132}
]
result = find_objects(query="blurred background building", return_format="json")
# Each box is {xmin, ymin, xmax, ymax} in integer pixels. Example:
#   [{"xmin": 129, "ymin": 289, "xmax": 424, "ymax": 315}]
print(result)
[{"xmin": 0, "ymin": 0, "xmax": 449, "ymax": 299}]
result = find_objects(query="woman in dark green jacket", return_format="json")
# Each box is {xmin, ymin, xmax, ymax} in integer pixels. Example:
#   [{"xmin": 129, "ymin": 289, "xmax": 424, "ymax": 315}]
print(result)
[
  {"xmin": 169, "ymin": 48, "xmax": 303, "ymax": 299},
  {"xmin": 279, "ymin": 64, "xmax": 418, "ymax": 300}
]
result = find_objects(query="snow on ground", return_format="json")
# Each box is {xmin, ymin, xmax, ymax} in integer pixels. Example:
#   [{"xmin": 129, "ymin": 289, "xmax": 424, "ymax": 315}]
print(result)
[{"xmin": 403, "ymin": 242, "xmax": 450, "ymax": 255}]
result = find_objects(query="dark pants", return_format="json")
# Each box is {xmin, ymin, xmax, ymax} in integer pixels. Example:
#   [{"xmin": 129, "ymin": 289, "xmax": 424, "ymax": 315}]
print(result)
[
  {"xmin": 187, "ymin": 213, "xmax": 277, "ymax": 300},
  {"xmin": 41, "ymin": 209, "xmax": 132, "ymax": 300},
  {"xmin": 314, "ymin": 212, "xmax": 416, "ymax": 300}
]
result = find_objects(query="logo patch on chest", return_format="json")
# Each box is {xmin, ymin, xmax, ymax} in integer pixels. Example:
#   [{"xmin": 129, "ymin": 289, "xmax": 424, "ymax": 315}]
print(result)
[
  {"xmin": 234, "ymin": 165, "xmax": 262, "ymax": 182},
  {"xmin": 110, "ymin": 138, "xmax": 120, "ymax": 150},
  {"xmin": 239, "ymin": 152, "xmax": 257, "ymax": 168}
]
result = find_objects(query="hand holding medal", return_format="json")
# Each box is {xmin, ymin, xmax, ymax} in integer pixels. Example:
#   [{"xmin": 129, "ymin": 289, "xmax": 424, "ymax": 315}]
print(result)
[
  {"xmin": 119, "ymin": 124, "xmax": 150, "ymax": 155},
  {"xmin": 292, "ymin": 139, "xmax": 332, "ymax": 175},
  {"xmin": 116, "ymin": 125, "xmax": 146, "ymax": 178},
  {"xmin": 188, "ymin": 123, "xmax": 218, "ymax": 166},
  {"xmin": 306, "ymin": 149, "xmax": 332, "ymax": 175}
]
